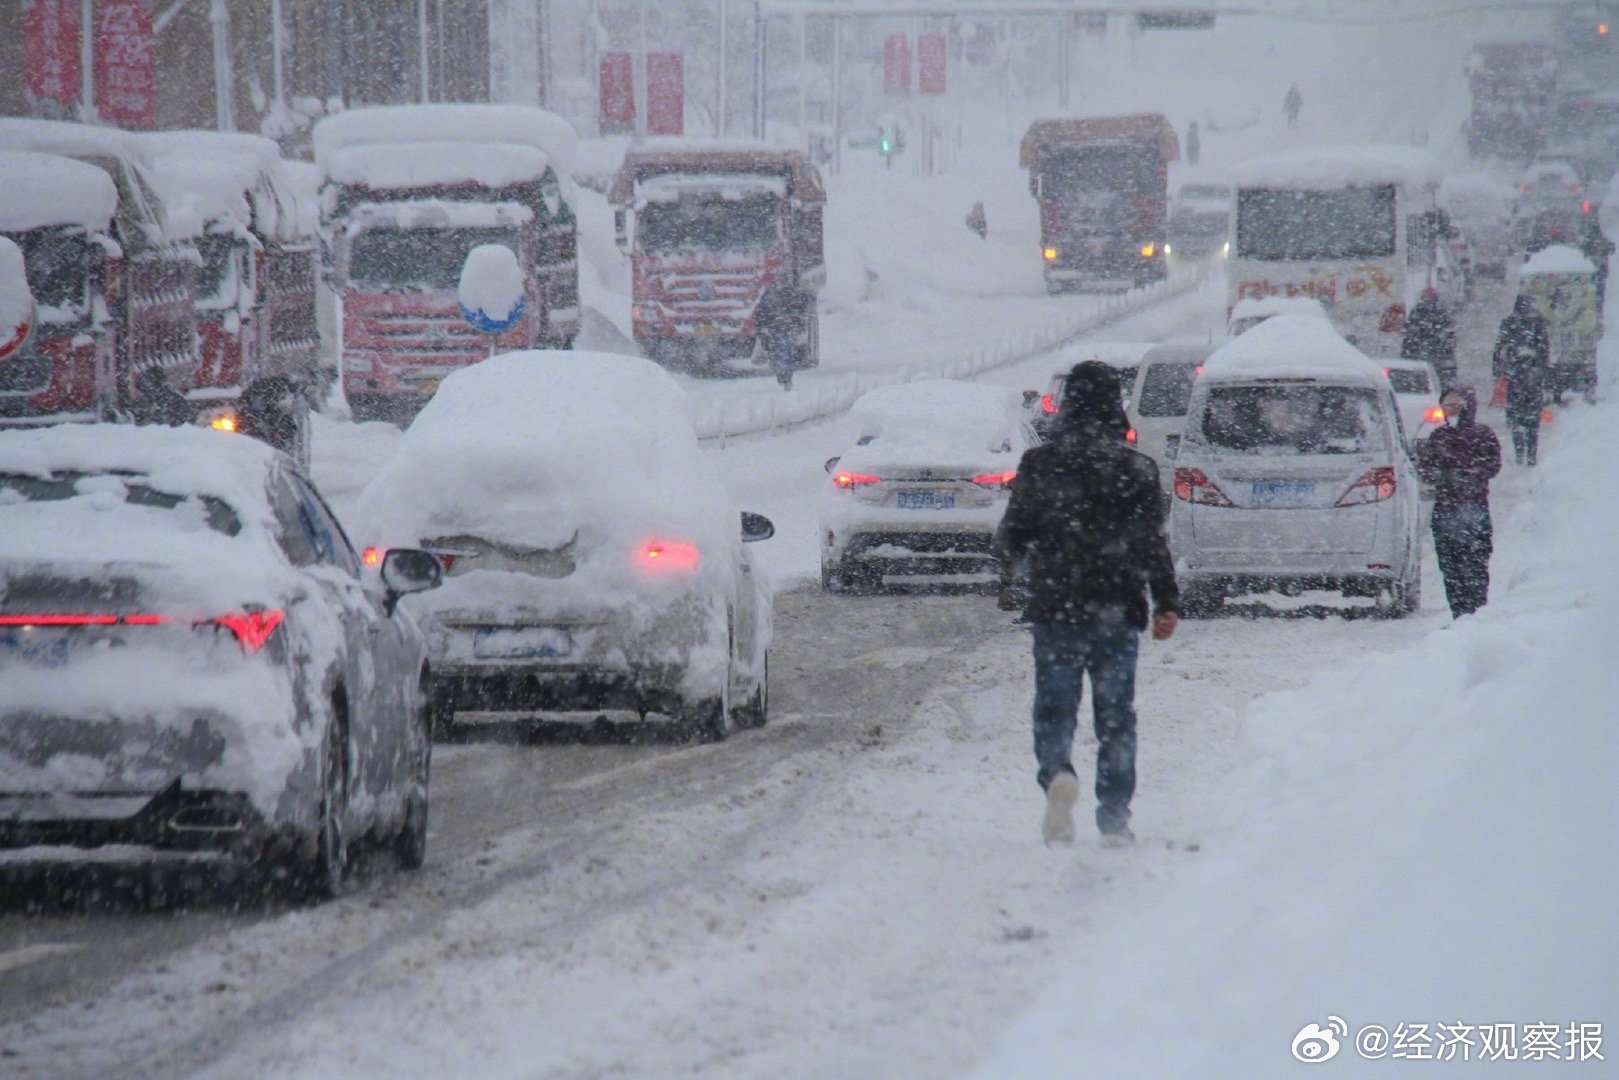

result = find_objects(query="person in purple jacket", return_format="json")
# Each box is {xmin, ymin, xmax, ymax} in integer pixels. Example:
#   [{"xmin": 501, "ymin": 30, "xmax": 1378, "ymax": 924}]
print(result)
[{"xmin": 1416, "ymin": 385, "xmax": 1502, "ymax": 617}]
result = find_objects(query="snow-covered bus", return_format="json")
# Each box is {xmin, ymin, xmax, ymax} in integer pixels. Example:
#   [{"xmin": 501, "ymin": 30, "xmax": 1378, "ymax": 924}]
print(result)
[{"xmin": 1228, "ymin": 146, "xmax": 1441, "ymax": 353}]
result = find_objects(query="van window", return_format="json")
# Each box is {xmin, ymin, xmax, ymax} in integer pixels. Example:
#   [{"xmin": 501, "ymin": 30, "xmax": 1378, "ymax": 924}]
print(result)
[
  {"xmin": 1201, "ymin": 385, "xmax": 1386, "ymax": 455},
  {"xmin": 1386, "ymin": 367, "xmax": 1433, "ymax": 394},
  {"xmin": 1236, "ymin": 184, "xmax": 1397, "ymax": 260},
  {"xmin": 1137, "ymin": 362, "xmax": 1200, "ymax": 417}
]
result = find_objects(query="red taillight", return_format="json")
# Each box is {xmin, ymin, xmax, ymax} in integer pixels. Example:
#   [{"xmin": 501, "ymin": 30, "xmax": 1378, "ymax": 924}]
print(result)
[
  {"xmin": 0, "ymin": 614, "xmax": 119, "ymax": 626},
  {"xmin": 214, "ymin": 610, "xmax": 286, "ymax": 652},
  {"xmin": 1173, "ymin": 467, "xmax": 1234, "ymax": 506},
  {"xmin": 1424, "ymin": 405, "xmax": 1446, "ymax": 424},
  {"xmin": 362, "ymin": 546, "xmax": 384, "ymax": 567},
  {"xmin": 639, "ymin": 539, "xmax": 700, "ymax": 572},
  {"xmin": 1582, "ymin": 199, "xmax": 1592, "ymax": 214},
  {"xmin": 972, "ymin": 470, "xmax": 1017, "ymax": 488},
  {"xmin": 1337, "ymin": 466, "xmax": 1397, "ymax": 507},
  {"xmin": 1040, "ymin": 394, "xmax": 1058, "ymax": 415},
  {"xmin": 1125, "ymin": 427, "xmax": 1138, "ymax": 444},
  {"xmin": 833, "ymin": 471, "xmax": 881, "ymax": 489}
]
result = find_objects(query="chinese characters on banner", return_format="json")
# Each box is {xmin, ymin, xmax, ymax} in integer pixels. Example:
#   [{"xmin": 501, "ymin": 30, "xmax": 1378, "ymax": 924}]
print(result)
[
  {"xmin": 883, "ymin": 33, "xmax": 911, "ymax": 95},
  {"xmin": 95, "ymin": 0, "xmax": 158, "ymax": 129},
  {"xmin": 645, "ymin": 52, "xmax": 684, "ymax": 137},
  {"xmin": 22, "ymin": 0, "xmax": 82, "ymax": 119},
  {"xmin": 918, "ymin": 33, "xmax": 947, "ymax": 96}
]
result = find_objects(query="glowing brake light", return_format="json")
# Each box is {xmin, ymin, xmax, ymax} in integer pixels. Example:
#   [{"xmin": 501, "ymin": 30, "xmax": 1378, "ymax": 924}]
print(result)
[
  {"xmin": 639, "ymin": 539, "xmax": 700, "ymax": 572},
  {"xmin": 1040, "ymin": 393, "xmax": 1058, "ymax": 415},
  {"xmin": 1337, "ymin": 466, "xmax": 1397, "ymax": 507},
  {"xmin": 0, "ymin": 610, "xmax": 285, "ymax": 653},
  {"xmin": 972, "ymin": 470, "xmax": 1017, "ymax": 489},
  {"xmin": 1582, "ymin": 199, "xmax": 1592, "ymax": 214},
  {"xmin": 833, "ymin": 471, "xmax": 881, "ymax": 489},
  {"xmin": 210, "ymin": 413, "xmax": 238, "ymax": 433},
  {"xmin": 1126, "ymin": 427, "xmax": 1138, "ymax": 444},
  {"xmin": 362, "ymin": 546, "xmax": 384, "ymax": 567},
  {"xmin": 214, "ymin": 610, "xmax": 285, "ymax": 652},
  {"xmin": 1173, "ymin": 467, "xmax": 1234, "ymax": 506},
  {"xmin": 1424, "ymin": 405, "xmax": 1446, "ymax": 424}
]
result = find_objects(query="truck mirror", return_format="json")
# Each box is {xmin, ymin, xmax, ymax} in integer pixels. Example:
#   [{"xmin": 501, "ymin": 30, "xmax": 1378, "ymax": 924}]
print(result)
[{"xmin": 614, "ymin": 209, "xmax": 629, "ymax": 252}]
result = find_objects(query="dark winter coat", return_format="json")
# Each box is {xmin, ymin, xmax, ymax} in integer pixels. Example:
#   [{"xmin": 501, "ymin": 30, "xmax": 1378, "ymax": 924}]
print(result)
[
  {"xmin": 1493, "ymin": 296, "xmax": 1549, "ymax": 423},
  {"xmin": 1416, "ymin": 387, "xmax": 1501, "ymax": 514},
  {"xmin": 1401, "ymin": 298, "xmax": 1456, "ymax": 372},
  {"xmin": 127, "ymin": 369, "xmax": 195, "ymax": 428},
  {"xmin": 997, "ymin": 418, "xmax": 1179, "ymax": 629}
]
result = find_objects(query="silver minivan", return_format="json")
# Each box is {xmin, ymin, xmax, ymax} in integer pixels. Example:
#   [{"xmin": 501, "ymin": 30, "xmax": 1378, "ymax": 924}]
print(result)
[{"xmin": 1169, "ymin": 315, "xmax": 1422, "ymax": 617}]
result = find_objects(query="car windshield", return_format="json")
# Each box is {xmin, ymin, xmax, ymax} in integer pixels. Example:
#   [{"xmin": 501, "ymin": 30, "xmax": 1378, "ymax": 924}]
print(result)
[
  {"xmin": 0, "ymin": 472, "xmax": 242, "ymax": 536},
  {"xmin": 1236, "ymin": 184, "xmax": 1397, "ymax": 260},
  {"xmin": 1386, "ymin": 368, "xmax": 1432, "ymax": 394},
  {"xmin": 1201, "ymin": 385, "xmax": 1385, "ymax": 455},
  {"xmin": 11, "ymin": 226, "xmax": 97, "ymax": 312},
  {"xmin": 1137, "ymin": 362, "xmax": 1201, "ymax": 417},
  {"xmin": 349, "ymin": 228, "xmax": 519, "ymax": 291},
  {"xmin": 638, "ymin": 196, "xmax": 780, "ymax": 254}
]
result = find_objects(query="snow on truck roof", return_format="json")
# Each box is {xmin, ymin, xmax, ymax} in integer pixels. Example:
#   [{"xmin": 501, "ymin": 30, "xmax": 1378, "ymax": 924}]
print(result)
[
  {"xmin": 1230, "ymin": 145, "xmax": 1442, "ymax": 191},
  {"xmin": 322, "ymin": 142, "xmax": 552, "ymax": 190},
  {"xmin": 1520, "ymin": 245, "xmax": 1597, "ymax": 277},
  {"xmin": 609, "ymin": 147, "xmax": 824, "ymax": 206},
  {"xmin": 0, "ymin": 149, "xmax": 118, "ymax": 232},
  {"xmin": 1201, "ymin": 314, "xmax": 1384, "ymax": 384},
  {"xmin": 1019, "ymin": 113, "xmax": 1180, "ymax": 168},
  {"xmin": 312, "ymin": 104, "xmax": 577, "ymax": 175}
]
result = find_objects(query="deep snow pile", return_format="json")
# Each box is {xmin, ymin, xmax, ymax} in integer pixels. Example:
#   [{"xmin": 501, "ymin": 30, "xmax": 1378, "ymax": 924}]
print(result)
[{"xmin": 980, "ymin": 360, "xmax": 1619, "ymax": 1075}]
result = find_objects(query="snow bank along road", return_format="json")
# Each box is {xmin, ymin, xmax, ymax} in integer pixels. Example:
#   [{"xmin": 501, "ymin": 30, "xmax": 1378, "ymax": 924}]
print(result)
[{"xmin": 0, "ymin": 282, "xmax": 1557, "ymax": 1076}]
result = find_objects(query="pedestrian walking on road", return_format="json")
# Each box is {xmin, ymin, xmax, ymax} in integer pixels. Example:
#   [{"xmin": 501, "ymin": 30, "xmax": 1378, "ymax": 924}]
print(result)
[
  {"xmin": 1493, "ymin": 294, "xmax": 1550, "ymax": 466},
  {"xmin": 997, "ymin": 361, "xmax": 1179, "ymax": 848},
  {"xmin": 1283, "ymin": 84, "xmax": 1303, "ymax": 128},
  {"xmin": 1402, "ymin": 286, "xmax": 1458, "ymax": 388},
  {"xmin": 1416, "ymin": 386, "xmax": 1501, "ymax": 618}
]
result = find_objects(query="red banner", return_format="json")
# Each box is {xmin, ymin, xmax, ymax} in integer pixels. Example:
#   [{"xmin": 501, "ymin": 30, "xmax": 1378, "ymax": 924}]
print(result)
[
  {"xmin": 918, "ymin": 33, "xmax": 947, "ymax": 96},
  {"xmin": 599, "ymin": 52, "xmax": 635, "ymax": 135},
  {"xmin": 646, "ymin": 52, "xmax": 684, "ymax": 137},
  {"xmin": 95, "ymin": 0, "xmax": 156, "ymax": 128},
  {"xmin": 883, "ymin": 33, "xmax": 911, "ymax": 95},
  {"xmin": 22, "ymin": 0, "xmax": 82, "ymax": 117}
]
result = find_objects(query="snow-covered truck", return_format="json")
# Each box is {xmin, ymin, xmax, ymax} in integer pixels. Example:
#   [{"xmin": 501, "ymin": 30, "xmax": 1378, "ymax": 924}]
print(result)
[
  {"xmin": 1465, "ymin": 41, "xmax": 1557, "ymax": 161},
  {"xmin": 0, "ymin": 120, "xmax": 200, "ymax": 426},
  {"xmin": 609, "ymin": 147, "xmax": 825, "ymax": 375},
  {"xmin": 313, "ymin": 105, "xmax": 580, "ymax": 424},
  {"xmin": 145, "ymin": 132, "xmax": 323, "ymax": 435},
  {"xmin": 1021, "ymin": 114, "xmax": 1180, "ymax": 293}
]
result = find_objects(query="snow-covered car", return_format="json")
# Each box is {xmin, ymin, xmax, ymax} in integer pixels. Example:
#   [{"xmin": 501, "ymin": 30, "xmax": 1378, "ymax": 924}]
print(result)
[
  {"xmin": 356, "ymin": 351, "xmax": 773, "ymax": 743},
  {"xmin": 821, "ymin": 380, "xmax": 1037, "ymax": 592},
  {"xmin": 1226, "ymin": 295, "xmax": 1330, "ymax": 338},
  {"xmin": 0, "ymin": 425, "xmax": 442, "ymax": 896},
  {"xmin": 1031, "ymin": 343, "xmax": 1154, "ymax": 437},
  {"xmin": 1167, "ymin": 182, "xmax": 1232, "ymax": 259},
  {"xmin": 1379, "ymin": 357, "xmax": 1446, "ymax": 448},
  {"xmin": 1124, "ymin": 340, "xmax": 1217, "ymax": 497},
  {"xmin": 1170, "ymin": 315, "xmax": 1422, "ymax": 617}
]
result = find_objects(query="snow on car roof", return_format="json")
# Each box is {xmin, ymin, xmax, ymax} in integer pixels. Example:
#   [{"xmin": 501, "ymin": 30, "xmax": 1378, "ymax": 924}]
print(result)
[
  {"xmin": 1230, "ymin": 145, "xmax": 1441, "ymax": 191},
  {"xmin": 1202, "ymin": 313, "xmax": 1384, "ymax": 383},
  {"xmin": 356, "ymin": 352, "xmax": 735, "ymax": 560},
  {"xmin": 323, "ymin": 142, "xmax": 552, "ymax": 190},
  {"xmin": 1519, "ymin": 244, "xmax": 1597, "ymax": 277},
  {"xmin": 313, "ymin": 105, "xmax": 577, "ymax": 175},
  {"xmin": 852, "ymin": 380, "xmax": 1024, "ymax": 447},
  {"xmin": 0, "ymin": 149, "xmax": 118, "ymax": 232},
  {"xmin": 1229, "ymin": 295, "xmax": 1330, "ymax": 322}
]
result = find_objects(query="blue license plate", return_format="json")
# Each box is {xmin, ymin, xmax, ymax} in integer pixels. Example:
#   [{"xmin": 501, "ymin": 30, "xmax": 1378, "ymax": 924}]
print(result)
[
  {"xmin": 472, "ymin": 627, "xmax": 574, "ymax": 661},
  {"xmin": 1251, "ymin": 480, "xmax": 1316, "ymax": 505},
  {"xmin": 897, "ymin": 489, "xmax": 956, "ymax": 510}
]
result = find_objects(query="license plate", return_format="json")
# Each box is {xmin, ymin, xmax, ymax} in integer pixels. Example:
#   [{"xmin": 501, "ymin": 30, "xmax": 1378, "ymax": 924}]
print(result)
[
  {"xmin": 0, "ymin": 629, "xmax": 75, "ymax": 668},
  {"xmin": 1251, "ymin": 480, "xmax": 1316, "ymax": 505},
  {"xmin": 471, "ymin": 626, "xmax": 574, "ymax": 661},
  {"xmin": 897, "ymin": 489, "xmax": 956, "ymax": 510}
]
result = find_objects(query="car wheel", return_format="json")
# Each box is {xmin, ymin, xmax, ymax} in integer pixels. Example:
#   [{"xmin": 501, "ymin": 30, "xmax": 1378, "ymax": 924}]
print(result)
[
  {"xmin": 394, "ymin": 679, "xmax": 432, "ymax": 870},
  {"xmin": 1179, "ymin": 583, "xmax": 1222, "ymax": 618},
  {"xmin": 735, "ymin": 653, "xmax": 769, "ymax": 729},
  {"xmin": 303, "ymin": 702, "xmax": 351, "ymax": 900}
]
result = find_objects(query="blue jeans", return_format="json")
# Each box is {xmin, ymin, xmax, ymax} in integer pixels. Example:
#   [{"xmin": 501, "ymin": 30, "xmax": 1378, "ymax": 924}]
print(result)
[{"xmin": 1030, "ymin": 617, "xmax": 1141, "ymax": 833}]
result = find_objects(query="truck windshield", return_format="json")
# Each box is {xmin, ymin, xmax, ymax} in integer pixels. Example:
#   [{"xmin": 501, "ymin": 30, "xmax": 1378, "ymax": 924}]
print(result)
[
  {"xmin": 638, "ymin": 196, "xmax": 780, "ymax": 254},
  {"xmin": 349, "ymin": 228, "xmax": 519, "ymax": 291},
  {"xmin": 1039, "ymin": 146, "xmax": 1158, "ymax": 200},
  {"xmin": 1236, "ymin": 185, "xmax": 1397, "ymax": 261},
  {"xmin": 1201, "ymin": 385, "xmax": 1385, "ymax": 455},
  {"xmin": 11, "ymin": 227, "xmax": 95, "ymax": 314}
]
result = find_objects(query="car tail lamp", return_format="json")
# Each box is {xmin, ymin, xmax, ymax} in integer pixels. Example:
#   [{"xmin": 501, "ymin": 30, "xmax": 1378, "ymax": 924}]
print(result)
[
  {"xmin": 213, "ymin": 610, "xmax": 286, "ymax": 652},
  {"xmin": 1040, "ymin": 393, "xmax": 1058, "ymax": 415},
  {"xmin": 362, "ymin": 546, "xmax": 384, "ymax": 567},
  {"xmin": 0, "ymin": 610, "xmax": 285, "ymax": 653},
  {"xmin": 1424, "ymin": 405, "xmax": 1446, "ymax": 424},
  {"xmin": 972, "ymin": 470, "xmax": 1017, "ymax": 489},
  {"xmin": 1126, "ymin": 427, "xmax": 1138, "ymax": 445},
  {"xmin": 639, "ymin": 539, "xmax": 700, "ymax": 573},
  {"xmin": 1582, "ymin": 199, "xmax": 1592, "ymax": 214},
  {"xmin": 1337, "ymin": 466, "xmax": 1397, "ymax": 507},
  {"xmin": 833, "ymin": 471, "xmax": 881, "ymax": 489},
  {"xmin": 1173, "ymin": 467, "xmax": 1233, "ymax": 506}
]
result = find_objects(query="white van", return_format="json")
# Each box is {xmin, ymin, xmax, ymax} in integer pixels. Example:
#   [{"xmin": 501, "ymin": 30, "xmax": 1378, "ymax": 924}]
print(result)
[
  {"xmin": 1169, "ymin": 315, "xmax": 1422, "ymax": 617},
  {"xmin": 1124, "ymin": 341, "xmax": 1216, "ymax": 498}
]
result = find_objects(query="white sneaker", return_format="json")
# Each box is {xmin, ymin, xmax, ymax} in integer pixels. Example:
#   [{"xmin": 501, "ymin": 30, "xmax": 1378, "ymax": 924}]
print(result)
[{"xmin": 1042, "ymin": 772, "xmax": 1080, "ymax": 847}]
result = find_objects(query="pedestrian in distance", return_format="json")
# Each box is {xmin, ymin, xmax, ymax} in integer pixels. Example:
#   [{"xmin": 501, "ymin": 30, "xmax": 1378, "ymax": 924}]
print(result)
[
  {"xmin": 1493, "ymin": 294, "xmax": 1550, "ymax": 466},
  {"xmin": 1402, "ymin": 285, "xmax": 1458, "ymax": 389},
  {"xmin": 965, "ymin": 201, "xmax": 988, "ymax": 241},
  {"xmin": 996, "ymin": 361, "xmax": 1179, "ymax": 848},
  {"xmin": 1283, "ymin": 84, "xmax": 1303, "ymax": 128},
  {"xmin": 1416, "ymin": 386, "xmax": 1501, "ymax": 618}
]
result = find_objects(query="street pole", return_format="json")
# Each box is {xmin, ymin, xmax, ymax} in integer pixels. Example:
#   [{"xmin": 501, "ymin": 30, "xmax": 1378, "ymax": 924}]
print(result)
[
  {"xmin": 831, "ymin": 17, "xmax": 842, "ymax": 174},
  {"xmin": 210, "ymin": 0, "xmax": 235, "ymax": 131},
  {"xmin": 270, "ymin": 0, "xmax": 286, "ymax": 115},
  {"xmin": 1056, "ymin": 13, "xmax": 1070, "ymax": 111},
  {"xmin": 79, "ymin": 0, "xmax": 95, "ymax": 120},
  {"xmin": 752, "ymin": 0, "xmax": 766, "ymax": 140},
  {"xmin": 795, "ymin": 12, "xmax": 806, "ymax": 148},
  {"xmin": 418, "ymin": 0, "xmax": 430, "ymax": 103},
  {"xmin": 717, "ymin": 0, "xmax": 728, "ymax": 138}
]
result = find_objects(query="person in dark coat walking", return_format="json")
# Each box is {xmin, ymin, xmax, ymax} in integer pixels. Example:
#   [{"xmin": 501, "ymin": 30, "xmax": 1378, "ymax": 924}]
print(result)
[
  {"xmin": 997, "ymin": 361, "xmax": 1179, "ymax": 847},
  {"xmin": 237, "ymin": 376, "xmax": 303, "ymax": 457},
  {"xmin": 1493, "ymin": 294, "xmax": 1550, "ymax": 465},
  {"xmin": 1416, "ymin": 385, "xmax": 1501, "ymax": 617},
  {"xmin": 1283, "ymin": 84, "xmax": 1303, "ymax": 127},
  {"xmin": 1401, "ymin": 286, "xmax": 1458, "ymax": 388}
]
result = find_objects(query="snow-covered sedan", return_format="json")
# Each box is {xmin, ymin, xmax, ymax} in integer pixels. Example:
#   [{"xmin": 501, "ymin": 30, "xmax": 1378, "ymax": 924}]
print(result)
[
  {"xmin": 357, "ymin": 351, "xmax": 773, "ymax": 743},
  {"xmin": 822, "ymin": 381, "xmax": 1036, "ymax": 593},
  {"xmin": 0, "ymin": 425, "xmax": 442, "ymax": 897},
  {"xmin": 1380, "ymin": 357, "xmax": 1446, "ymax": 448}
]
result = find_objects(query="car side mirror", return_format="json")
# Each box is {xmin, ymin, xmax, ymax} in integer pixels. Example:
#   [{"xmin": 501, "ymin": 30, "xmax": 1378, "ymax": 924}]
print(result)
[
  {"xmin": 824, "ymin": 456, "xmax": 841, "ymax": 473},
  {"xmin": 380, "ymin": 548, "xmax": 442, "ymax": 613},
  {"xmin": 1021, "ymin": 389, "xmax": 1041, "ymax": 409},
  {"xmin": 741, "ymin": 511, "xmax": 775, "ymax": 543}
]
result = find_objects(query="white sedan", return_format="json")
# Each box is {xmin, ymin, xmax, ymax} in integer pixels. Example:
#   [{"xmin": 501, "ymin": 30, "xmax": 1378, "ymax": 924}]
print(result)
[{"xmin": 821, "ymin": 380, "xmax": 1037, "ymax": 593}]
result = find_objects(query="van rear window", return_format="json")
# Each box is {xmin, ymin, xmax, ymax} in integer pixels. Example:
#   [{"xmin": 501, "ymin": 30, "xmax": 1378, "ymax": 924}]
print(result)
[
  {"xmin": 1201, "ymin": 385, "xmax": 1384, "ymax": 455},
  {"xmin": 1386, "ymin": 368, "xmax": 1433, "ymax": 394},
  {"xmin": 1137, "ymin": 363, "xmax": 1200, "ymax": 417}
]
